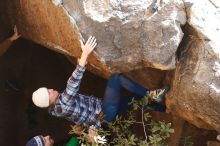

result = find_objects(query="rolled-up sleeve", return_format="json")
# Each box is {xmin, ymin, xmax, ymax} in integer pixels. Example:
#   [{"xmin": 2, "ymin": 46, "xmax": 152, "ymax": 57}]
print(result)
[{"xmin": 60, "ymin": 64, "xmax": 86, "ymax": 105}]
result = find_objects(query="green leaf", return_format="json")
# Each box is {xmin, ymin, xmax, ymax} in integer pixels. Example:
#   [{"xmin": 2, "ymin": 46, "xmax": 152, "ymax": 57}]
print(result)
[{"xmin": 144, "ymin": 112, "xmax": 151, "ymax": 122}]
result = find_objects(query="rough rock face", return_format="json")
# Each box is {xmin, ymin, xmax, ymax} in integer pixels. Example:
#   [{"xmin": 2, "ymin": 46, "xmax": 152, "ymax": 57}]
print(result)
[
  {"xmin": 62, "ymin": 0, "xmax": 186, "ymax": 72},
  {"xmin": 167, "ymin": 0, "xmax": 220, "ymax": 132},
  {"xmin": 9, "ymin": 0, "xmax": 186, "ymax": 77}
]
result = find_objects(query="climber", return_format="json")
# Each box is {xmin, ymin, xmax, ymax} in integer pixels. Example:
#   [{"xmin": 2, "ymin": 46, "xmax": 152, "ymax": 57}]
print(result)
[
  {"xmin": 0, "ymin": 25, "xmax": 21, "ymax": 91},
  {"xmin": 31, "ymin": 36, "xmax": 169, "ymax": 141}
]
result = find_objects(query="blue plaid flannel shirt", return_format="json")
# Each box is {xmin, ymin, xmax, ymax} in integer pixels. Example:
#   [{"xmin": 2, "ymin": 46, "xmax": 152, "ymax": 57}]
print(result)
[{"xmin": 49, "ymin": 65, "xmax": 102, "ymax": 128}]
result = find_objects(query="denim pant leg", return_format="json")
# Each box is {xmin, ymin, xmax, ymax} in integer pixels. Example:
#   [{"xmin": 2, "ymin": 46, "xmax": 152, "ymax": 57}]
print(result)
[
  {"xmin": 117, "ymin": 74, "xmax": 148, "ymax": 97},
  {"xmin": 118, "ymin": 75, "xmax": 166, "ymax": 112},
  {"xmin": 117, "ymin": 96, "xmax": 132, "ymax": 115},
  {"xmin": 103, "ymin": 74, "xmax": 149, "ymax": 122}
]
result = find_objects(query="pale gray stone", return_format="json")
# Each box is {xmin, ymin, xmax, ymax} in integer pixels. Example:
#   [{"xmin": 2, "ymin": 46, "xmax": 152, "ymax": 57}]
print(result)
[{"xmin": 62, "ymin": 0, "xmax": 186, "ymax": 71}]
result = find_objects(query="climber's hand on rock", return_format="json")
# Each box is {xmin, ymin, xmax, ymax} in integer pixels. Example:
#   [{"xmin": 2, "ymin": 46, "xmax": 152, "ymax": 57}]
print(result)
[
  {"xmin": 9, "ymin": 25, "xmax": 21, "ymax": 41},
  {"xmin": 80, "ymin": 36, "xmax": 97, "ymax": 56},
  {"xmin": 78, "ymin": 36, "xmax": 97, "ymax": 67}
]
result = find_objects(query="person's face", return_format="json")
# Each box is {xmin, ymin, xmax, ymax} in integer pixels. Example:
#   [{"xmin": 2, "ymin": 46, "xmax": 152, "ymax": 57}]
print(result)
[
  {"xmin": 48, "ymin": 89, "xmax": 59, "ymax": 105},
  {"xmin": 43, "ymin": 135, "xmax": 54, "ymax": 146}
]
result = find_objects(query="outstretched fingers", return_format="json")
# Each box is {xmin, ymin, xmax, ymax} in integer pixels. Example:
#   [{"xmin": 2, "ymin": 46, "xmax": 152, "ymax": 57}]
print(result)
[
  {"xmin": 91, "ymin": 42, "xmax": 97, "ymax": 49},
  {"xmin": 89, "ymin": 36, "xmax": 97, "ymax": 49},
  {"xmin": 10, "ymin": 25, "xmax": 21, "ymax": 41},
  {"xmin": 14, "ymin": 26, "xmax": 20, "ymax": 37},
  {"xmin": 14, "ymin": 26, "xmax": 18, "ymax": 33},
  {"xmin": 86, "ymin": 36, "xmax": 97, "ymax": 50},
  {"xmin": 87, "ymin": 36, "xmax": 96, "ymax": 46},
  {"xmin": 80, "ymin": 35, "xmax": 97, "ymax": 55},
  {"xmin": 85, "ymin": 35, "xmax": 93, "ymax": 46}
]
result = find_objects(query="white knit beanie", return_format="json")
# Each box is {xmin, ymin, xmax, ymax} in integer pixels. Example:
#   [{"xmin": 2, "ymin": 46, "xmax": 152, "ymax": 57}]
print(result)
[
  {"xmin": 217, "ymin": 135, "xmax": 220, "ymax": 141},
  {"xmin": 32, "ymin": 87, "xmax": 49, "ymax": 108}
]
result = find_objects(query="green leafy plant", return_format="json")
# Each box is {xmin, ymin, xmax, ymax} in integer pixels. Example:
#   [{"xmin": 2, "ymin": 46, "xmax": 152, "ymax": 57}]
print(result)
[{"xmin": 69, "ymin": 94, "xmax": 174, "ymax": 146}]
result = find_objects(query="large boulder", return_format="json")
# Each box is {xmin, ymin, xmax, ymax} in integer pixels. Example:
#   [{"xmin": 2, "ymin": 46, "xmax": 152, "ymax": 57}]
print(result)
[
  {"xmin": 167, "ymin": 0, "xmax": 220, "ymax": 132},
  {"xmin": 62, "ymin": 0, "xmax": 186, "ymax": 72},
  {"xmin": 6, "ymin": 0, "xmax": 185, "ymax": 77}
]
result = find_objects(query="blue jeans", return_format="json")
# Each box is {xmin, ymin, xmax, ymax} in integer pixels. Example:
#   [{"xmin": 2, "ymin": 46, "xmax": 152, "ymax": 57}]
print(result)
[
  {"xmin": 103, "ymin": 74, "xmax": 148, "ymax": 122},
  {"xmin": 103, "ymin": 74, "xmax": 165, "ymax": 123}
]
